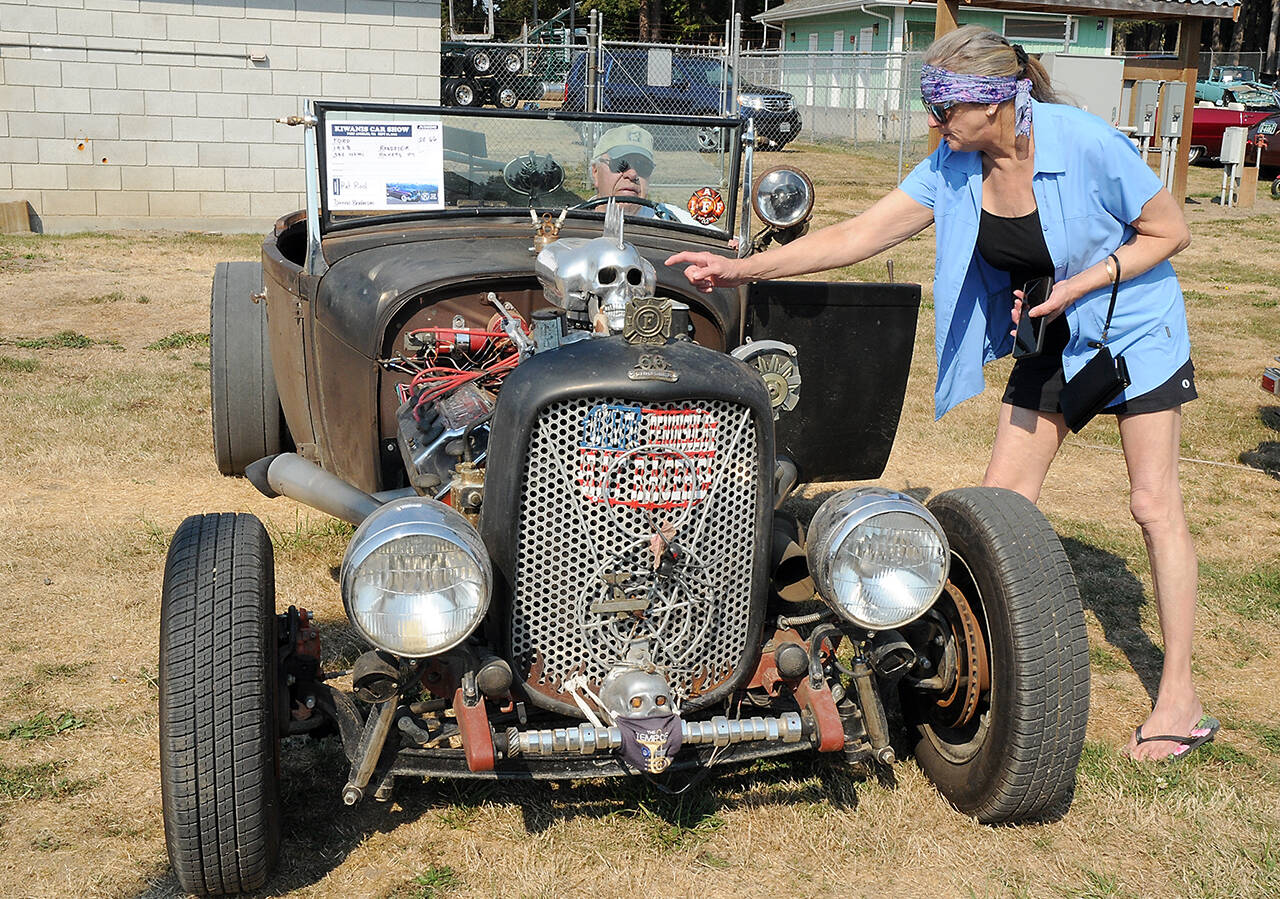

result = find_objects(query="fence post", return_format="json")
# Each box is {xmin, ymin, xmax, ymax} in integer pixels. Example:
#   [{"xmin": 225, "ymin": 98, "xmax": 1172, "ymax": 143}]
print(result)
[
  {"xmin": 733, "ymin": 13, "xmax": 742, "ymax": 118},
  {"xmin": 586, "ymin": 10, "xmax": 598, "ymax": 113}
]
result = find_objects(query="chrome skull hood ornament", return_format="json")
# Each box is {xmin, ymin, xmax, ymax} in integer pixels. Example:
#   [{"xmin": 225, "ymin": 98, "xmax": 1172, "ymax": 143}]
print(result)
[
  {"xmin": 535, "ymin": 199, "xmax": 657, "ymax": 332},
  {"xmin": 599, "ymin": 664, "xmax": 675, "ymax": 720}
]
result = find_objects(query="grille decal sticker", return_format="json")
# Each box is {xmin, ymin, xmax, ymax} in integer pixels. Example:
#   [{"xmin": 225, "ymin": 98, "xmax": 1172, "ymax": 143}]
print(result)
[{"xmin": 575, "ymin": 404, "xmax": 718, "ymax": 511}]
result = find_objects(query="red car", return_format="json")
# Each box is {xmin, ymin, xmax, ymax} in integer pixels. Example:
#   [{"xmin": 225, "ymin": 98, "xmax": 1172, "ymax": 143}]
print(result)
[
  {"xmin": 1245, "ymin": 113, "xmax": 1280, "ymax": 197},
  {"xmin": 1246, "ymin": 113, "xmax": 1280, "ymax": 166},
  {"xmin": 1188, "ymin": 101, "xmax": 1276, "ymax": 162}
]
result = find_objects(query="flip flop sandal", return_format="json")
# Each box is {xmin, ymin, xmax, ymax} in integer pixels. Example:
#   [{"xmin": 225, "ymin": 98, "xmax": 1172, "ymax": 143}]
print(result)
[{"xmin": 1133, "ymin": 715, "xmax": 1221, "ymax": 761}]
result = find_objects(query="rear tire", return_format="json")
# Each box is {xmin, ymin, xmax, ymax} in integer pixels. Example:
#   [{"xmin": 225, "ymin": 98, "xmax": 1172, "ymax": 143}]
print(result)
[
  {"xmin": 903, "ymin": 488, "xmax": 1089, "ymax": 824},
  {"xmin": 160, "ymin": 513, "xmax": 281, "ymax": 895},
  {"xmin": 211, "ymin": 261, "xmax": 284, "ymax": 476},
  {"xmin": 1271, "ymin": 176, "xmax": 1280, "ymax": 199}
]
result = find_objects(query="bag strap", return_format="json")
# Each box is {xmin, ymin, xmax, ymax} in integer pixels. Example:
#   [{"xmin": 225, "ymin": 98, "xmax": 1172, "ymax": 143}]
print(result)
[{"xmin": 1094, "ymin": 252, "xmax": 1121, "ymax": 347}]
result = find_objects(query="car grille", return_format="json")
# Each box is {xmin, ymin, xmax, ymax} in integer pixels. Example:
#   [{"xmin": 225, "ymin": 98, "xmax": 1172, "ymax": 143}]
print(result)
[
  {"xmin": 764, "ymin": 96, "xmax": 793, "ymax": 112},
  {"xmin": 513, "ymin": 396, "xmax": 760, "ymax": 712}
]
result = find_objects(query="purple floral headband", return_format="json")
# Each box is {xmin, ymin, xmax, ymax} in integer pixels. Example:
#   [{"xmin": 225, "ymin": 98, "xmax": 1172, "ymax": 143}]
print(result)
[{"xmin": 920, "ymin": 62, "xmax": 1033, "ymax": 137}]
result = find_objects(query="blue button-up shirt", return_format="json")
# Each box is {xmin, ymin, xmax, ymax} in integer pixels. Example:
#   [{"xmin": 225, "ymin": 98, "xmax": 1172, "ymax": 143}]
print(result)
[{"xmin": 899, "ymin": 99, "xmax": 1191, "ymax": 419}]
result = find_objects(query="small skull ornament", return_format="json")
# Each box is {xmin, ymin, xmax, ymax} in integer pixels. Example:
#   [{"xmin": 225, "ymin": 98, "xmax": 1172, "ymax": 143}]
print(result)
[{"xmin": 599, "ymin": 666, "xmax": 674, "ymax": 719}]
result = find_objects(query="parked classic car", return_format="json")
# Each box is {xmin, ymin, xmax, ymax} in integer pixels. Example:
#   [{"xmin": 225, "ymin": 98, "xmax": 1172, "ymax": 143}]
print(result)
[
  {"xmin": 1245, "ymin": 113, "xmax": 1280, "ymax": 197},
  {"xmin": 161, "ymin": 102, "xmax": 1090, "ymax": 894},
  {"xmin": 1188, "ymin": 99, "xmax": 1278, "ymax": 163}
]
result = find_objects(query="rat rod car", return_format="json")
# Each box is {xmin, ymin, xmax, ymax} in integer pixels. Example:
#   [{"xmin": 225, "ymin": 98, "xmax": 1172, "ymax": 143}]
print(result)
[{"xmin": 161, "ymin": 101, "xmax": 1090, "ymax": 894}]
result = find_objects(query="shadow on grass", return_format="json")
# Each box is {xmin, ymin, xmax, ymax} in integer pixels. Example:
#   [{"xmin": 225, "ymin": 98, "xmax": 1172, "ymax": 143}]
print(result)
[
  {"xmin": 1238, "ymin": 406, "xmax": 1280, "ymax": 480},
  {"xmin": 137, "ymin": 743, "xmax": 883, "ymax": 896},
  {"xmin": 1060, "ymin": 536, "xmax": 1161, "ymax": 704}
]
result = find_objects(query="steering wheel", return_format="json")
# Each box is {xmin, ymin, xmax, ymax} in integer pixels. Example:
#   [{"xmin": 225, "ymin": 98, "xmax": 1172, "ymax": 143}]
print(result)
[{"xmin": 570, "ymin": 195, "xmax": 680, "ymax": 222}]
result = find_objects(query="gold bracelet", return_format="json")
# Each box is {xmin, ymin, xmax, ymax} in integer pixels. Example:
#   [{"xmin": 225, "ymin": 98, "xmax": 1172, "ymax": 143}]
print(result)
[{"xmin": 1104, "ymin": 255, "xmax": 1118, "ymax": 285}]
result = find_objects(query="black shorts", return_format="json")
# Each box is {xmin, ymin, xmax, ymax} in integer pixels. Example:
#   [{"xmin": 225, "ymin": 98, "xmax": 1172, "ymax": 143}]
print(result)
[{"xmin": 1004, "ymin": 349, "xmax": 1197, "ymax": 416}]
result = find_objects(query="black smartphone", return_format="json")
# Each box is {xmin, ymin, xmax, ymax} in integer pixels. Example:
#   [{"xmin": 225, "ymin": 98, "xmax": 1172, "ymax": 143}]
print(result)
[{"xmin": 1013, "ymin": 276, "xmax": 1052, "ymax": 359}]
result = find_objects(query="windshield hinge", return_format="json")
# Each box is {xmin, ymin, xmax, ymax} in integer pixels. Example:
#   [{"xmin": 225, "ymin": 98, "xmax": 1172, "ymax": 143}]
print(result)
[{"xmin": 276, "ymin": 115, "xmax": 317, "ymax": 128}]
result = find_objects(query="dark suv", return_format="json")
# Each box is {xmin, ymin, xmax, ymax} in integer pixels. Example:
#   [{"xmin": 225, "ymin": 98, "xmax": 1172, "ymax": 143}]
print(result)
[{"xmin": 564, "ymin": 50, "xmax": 802, "ymax": 149}]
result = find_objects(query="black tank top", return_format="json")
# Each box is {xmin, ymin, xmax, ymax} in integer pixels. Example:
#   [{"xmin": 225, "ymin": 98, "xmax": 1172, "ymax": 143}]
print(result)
[
  {"xmin": 977, "ymin": 208, "xmax": 1067, "ymax": 354},
  {"xmin": 976, "ymin": 208, "xmax": 1054, "ymax": 290}
]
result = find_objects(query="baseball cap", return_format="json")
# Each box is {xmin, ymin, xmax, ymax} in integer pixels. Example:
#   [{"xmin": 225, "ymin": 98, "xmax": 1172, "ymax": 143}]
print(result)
[{"xmin": 592, "ymin": 125, "xmax": 654, "ymax": 163}]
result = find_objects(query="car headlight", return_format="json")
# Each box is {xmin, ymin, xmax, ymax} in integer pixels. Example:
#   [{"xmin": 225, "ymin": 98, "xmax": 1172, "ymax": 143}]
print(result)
[
  {"xmin": 341, "ymin": 497, "xmax": 492, "ymax": 658},
  {"xmin": 738, "ymin": 93, "xmax": 766, "ymax": 110},
  {"xmin": 805, "ymin": 488, "xmax": 949, "ymax": 629},
  {"xmin": 753, "ymin": 166, "xmax": 814, "ymax": 229}
]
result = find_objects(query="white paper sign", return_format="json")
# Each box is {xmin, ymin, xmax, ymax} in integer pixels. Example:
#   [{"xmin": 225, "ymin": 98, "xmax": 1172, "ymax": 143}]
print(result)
[{"xmin": 326, "ymin": 120, "xmax": 445, "ymax": 210}]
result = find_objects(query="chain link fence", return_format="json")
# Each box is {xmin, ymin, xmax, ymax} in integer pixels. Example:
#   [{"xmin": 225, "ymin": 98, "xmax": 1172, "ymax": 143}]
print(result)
[
  {"xmin": 439, "ymin": 40, "xmax": 575, "ymax": 108},
  {"xmin": 738, "ymin": 51, "xmax": 927, "ymax": 143},
  {"xmin": 440, "ymin": 37, "xmax": 927, "ymax": 172},
  {"xmin": 1197, "ymin": 51, "xmax": 1266, "ymax": 80}
]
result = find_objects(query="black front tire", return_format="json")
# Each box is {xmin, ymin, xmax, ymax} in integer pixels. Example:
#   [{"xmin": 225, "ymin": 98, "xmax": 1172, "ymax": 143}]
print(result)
[
  {"xmin": 905, "ymin": 487, "xmax": 1089, "ymax": 823},
  {"xmin": 160, "ymin": 513, "xmax": 282, "ymax": 895},
  {"xmin": 211, "ymin": 261, "xmax": 285, "ymax": 476}
]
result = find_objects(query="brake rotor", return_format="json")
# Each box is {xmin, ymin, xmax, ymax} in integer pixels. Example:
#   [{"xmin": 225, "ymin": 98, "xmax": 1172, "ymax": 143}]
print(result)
[{"xmin": 933, "ymin": 580, "xmax": 990, "ymax": 729}]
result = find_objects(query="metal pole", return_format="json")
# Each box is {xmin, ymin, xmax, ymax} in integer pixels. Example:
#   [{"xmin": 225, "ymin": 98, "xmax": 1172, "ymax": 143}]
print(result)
[
  {"xmin": 898, "ymin": 53, "xmax": 907, "ymax": 181},
  {"xmin": 733, "ymin": 13, "xmax": 742, "ymax": 113},
  {"xmin": 586, "ymin": 9, "xmax": 598, "ymax": 113}
]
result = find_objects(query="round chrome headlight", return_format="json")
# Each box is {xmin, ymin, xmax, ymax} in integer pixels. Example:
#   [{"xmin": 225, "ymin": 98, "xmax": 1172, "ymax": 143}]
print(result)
[
  {"xmin": 806, "ymin": 488, "xmax": 949, "ymax": 629},
  {"xmin": 753, "ymin": 166, "xmax": 814, "ymax": 229},
  {"xmin": 340, "ymin": 497, "xmax": 492, "ymax": 658}
]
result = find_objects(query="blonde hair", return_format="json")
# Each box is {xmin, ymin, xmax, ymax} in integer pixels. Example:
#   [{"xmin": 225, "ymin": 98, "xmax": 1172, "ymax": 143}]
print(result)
[{"xmin": 924, "ymin": 25, "xmax": 1059, "ymax": 104}]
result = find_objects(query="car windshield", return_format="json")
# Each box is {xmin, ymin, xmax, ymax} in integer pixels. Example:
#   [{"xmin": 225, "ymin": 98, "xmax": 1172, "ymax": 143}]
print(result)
[
  {"xmin": 314, "ymin": 103, "xmax": 742, "ymax": 236},
  {"xmin": 1218, "ymin": 67, "xmax": 1255, "ymax": 83},
  {"xmin": 678, "ymin": 57, "xmax": 732, "ymax": 87}
]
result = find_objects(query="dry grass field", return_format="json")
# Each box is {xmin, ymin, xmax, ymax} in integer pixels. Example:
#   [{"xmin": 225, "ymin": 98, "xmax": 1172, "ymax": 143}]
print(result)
[{"xmin": 0, "ymin": 146, "xmax": 1277, "ymax": 899}]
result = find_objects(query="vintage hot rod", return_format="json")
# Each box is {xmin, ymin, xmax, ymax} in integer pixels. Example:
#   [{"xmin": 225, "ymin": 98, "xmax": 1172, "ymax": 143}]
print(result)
[{"xmin": 160, "ymin": 102, "xmax": 1090, "ymax": 894}]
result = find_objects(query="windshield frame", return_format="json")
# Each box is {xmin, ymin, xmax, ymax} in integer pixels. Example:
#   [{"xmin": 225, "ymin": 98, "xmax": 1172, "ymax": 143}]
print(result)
[{"xmin": 312, "ymin": 101, "xmax": 744, "ymax": 238}]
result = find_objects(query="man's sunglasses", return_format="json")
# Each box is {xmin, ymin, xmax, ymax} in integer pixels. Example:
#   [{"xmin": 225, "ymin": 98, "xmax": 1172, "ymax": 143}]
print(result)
[
  {"xmin": 920, "ymin": 98, "xmax": 957, "ymax": 123},
  {"xmin": 603, "ymin": 155, "xmax": 654, "ymax": 179}
]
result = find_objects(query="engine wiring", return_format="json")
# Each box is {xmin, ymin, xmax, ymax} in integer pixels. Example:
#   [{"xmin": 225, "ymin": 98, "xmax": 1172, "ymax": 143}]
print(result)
[{"xmin": 377, "ymin": 316, "xmax": 529, "ymax": 419}]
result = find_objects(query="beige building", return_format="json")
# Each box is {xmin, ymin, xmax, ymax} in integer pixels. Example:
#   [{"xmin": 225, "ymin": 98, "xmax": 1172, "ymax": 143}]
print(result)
[{"xmin": 0, "ymin": 0, "xmax": 442, "ymax": 231}]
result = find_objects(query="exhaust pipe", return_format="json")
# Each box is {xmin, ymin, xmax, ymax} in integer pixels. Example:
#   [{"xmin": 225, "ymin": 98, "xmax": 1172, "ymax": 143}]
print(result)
[{"xmin": 245, "ymin": 453, "xmax": 382, "ymax": 526}]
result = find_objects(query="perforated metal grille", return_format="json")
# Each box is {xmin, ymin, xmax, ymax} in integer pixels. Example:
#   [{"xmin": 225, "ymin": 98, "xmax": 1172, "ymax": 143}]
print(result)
[{"xmin": 513, "ymin": 397, "xmax": 760, "ymax": 709}]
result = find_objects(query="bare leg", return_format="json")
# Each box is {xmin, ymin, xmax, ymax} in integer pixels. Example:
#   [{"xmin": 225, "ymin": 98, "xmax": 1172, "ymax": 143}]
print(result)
[
  {"xmin": 1115, "ymin": 408, "xmax": 1203, "ymax": 760},
  {"xmin": 982, "ymin": 403, "xmax": 1070, "ymax": 502}
]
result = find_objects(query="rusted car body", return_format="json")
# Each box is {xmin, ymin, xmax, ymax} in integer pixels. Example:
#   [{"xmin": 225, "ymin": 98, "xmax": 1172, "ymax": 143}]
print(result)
[{"xmin": 160, "ymin": 102, "xmax": 1090, "ymax": 895}]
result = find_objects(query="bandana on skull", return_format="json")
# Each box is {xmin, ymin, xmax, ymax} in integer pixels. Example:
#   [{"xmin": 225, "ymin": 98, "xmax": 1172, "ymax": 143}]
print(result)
[
  {"xmin": 616, "ymin": 715, "xmax": 683, "ymax": 774},
  {"xmin": 920, "ymin": 63, "xmax": 1034, "ymax": 138}
]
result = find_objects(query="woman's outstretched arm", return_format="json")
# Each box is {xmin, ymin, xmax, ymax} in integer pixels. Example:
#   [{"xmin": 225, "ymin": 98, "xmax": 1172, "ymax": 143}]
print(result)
[{"xmin": 665, "ymin": 188, "xmax": 935, "ymax": 293}]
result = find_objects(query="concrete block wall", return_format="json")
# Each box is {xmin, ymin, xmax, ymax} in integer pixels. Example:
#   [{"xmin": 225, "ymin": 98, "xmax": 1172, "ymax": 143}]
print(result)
[{"xmin": 0, "ymin": 0, "xmax": 442, "ymax": 231}]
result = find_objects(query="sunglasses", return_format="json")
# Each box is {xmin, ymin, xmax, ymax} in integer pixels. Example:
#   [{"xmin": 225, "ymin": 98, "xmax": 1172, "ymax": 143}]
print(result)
[
  {"xmin": 920, "ymin": 98, "xmax": 958, "ymax": 123},
  {"xmin": 602, "ymin": 155, "xmax": 654, "ymax": 179}
]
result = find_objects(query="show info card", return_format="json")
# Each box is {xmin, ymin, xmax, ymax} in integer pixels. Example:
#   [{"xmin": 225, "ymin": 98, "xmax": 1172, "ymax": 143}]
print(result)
[{"xmin": 325, "ymin": 120, "xmax": 445, "ymax": 210}]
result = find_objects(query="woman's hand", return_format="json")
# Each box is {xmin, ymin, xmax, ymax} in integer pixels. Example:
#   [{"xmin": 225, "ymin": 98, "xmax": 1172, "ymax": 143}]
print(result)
[
  {"xmin": 1009, "ymin": 280, "xmax": 1081, "ymax": 337},
  {"xmin": 665, "ymin": 251, "xmax": 748, "ymax": 293}
]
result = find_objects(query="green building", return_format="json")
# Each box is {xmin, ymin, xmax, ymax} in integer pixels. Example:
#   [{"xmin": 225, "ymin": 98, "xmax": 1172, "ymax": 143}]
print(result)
[
  {"xmin": 753, "ymin": 1, "xmax": 1114, "ymax": 55},
  {"xmin": 745, "ymin": 1, "xmax": 1114, "ymax": 142}
]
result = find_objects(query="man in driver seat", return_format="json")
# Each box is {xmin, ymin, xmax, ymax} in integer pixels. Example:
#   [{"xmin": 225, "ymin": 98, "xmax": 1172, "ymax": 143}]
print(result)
[{"xmin": 590, "ymin": 125, "xmax": 697, "ymax": 224}]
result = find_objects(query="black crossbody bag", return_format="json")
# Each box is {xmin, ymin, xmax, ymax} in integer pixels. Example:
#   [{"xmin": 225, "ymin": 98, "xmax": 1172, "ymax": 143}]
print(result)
[{"xmin": 1059, "ymin": 253, "xmax": 1131, "ymax": 433}]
